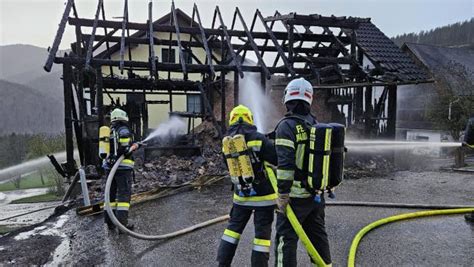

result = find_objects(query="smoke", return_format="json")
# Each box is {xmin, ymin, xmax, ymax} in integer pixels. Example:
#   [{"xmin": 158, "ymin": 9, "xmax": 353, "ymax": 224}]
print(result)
[
  {"xmin": 239, "ymin": 73, "xmax": 276, "ymax": 133},
  {"xmin": 143, "ymin": 116, "xmax": 187, "ymax": 144}
]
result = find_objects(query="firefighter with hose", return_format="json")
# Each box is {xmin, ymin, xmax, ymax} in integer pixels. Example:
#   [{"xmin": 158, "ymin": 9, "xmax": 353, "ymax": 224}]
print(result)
[
  {"xmin": 217, "ymin": 105, "xmax": 278, "ymax": 267},
  {"xmin": 274, "ymin": 78, "xmax": 334, "ymax": 266},
  {"xmin": 99, "ymin": 108, "xmax": 139, "ymax": 233}
]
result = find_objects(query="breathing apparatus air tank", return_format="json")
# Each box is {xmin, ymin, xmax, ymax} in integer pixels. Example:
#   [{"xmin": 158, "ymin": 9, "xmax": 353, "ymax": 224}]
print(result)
[
  {"xmin": 328, "ymin": 123, "xmax": 346, "ymax": 191},
  {"xmin": 99, "ymin": 126, "xmax": 111, "ymax": 159},
  {"xmin": 307, "ymin": 123, "xmax": 332, "ymax": 203},
  {"xmin": 222, "ymin": 134, "xmax": 256, "ymax": 196}
]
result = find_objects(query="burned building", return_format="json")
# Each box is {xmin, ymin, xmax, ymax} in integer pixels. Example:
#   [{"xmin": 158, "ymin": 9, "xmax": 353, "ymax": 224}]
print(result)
[{"xmin": 43, "ymin": 0, "xmax": 430, "ymax": 178}]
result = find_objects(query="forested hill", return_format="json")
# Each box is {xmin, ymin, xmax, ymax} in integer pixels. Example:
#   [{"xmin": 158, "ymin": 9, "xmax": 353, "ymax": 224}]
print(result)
[
  {"xmin": 392, "ymin": 18, "xmax": 474, "ymax": 48},
  {"xmin": 0, "ymin": 79, "xmax": 64, "ymax": 135}
]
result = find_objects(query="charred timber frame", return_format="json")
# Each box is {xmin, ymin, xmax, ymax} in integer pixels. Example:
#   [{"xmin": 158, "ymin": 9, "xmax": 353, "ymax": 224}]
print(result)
[
  {"xmin": 214, "ymin": 6, "xmax": 243, "ymax": 78},
  {"xmin": 193, "ymin": 4, "xmax": 215, "ymax": 77},
  {"xmin": 171, "ymin": 1, "xmax": 188, "ymax": 80},
  {"xmin": 235, "ymin": 8, "xmax": 271, "ymax": 79},
  {"xmin": 148, "ymin": 1, "xmax": 156, "ymax": 79},
  {"xmin": 119, "ymin": 0, "xmax": 128, "ymax": 73},
  {"xmin": 45, "ymin": 2, "xmax": 434, "ymax": 177},
  {"xmin": 85, "ymin": 0, "xmax": 102, "ymax": 70}
]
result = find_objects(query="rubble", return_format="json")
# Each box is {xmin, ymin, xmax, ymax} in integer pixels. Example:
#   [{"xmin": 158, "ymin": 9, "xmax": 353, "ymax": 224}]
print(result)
[
  {"xmin": 133, "ymin": 121, "xmax": 227, "ymax": 193},
  {"xmin": 344, "ymin": 153, "xmax": 395, "ymax": 179}
]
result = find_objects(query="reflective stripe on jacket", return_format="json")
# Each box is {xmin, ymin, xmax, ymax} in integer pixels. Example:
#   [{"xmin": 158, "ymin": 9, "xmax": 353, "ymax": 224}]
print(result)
[{"xmin": 275, "ymin": 113, "xmax": 317, "ymax": 198}]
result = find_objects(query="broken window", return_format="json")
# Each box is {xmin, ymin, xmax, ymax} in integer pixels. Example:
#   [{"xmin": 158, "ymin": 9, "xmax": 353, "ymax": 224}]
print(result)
[{"xmin": 161, "ymin": 48, "xmax": 176, "ymax": 63}]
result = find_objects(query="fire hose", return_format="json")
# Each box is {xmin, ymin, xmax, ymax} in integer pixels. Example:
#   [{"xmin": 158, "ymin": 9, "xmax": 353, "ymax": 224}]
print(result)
[
  {"xmin": 106, "ymin": 156, "xmax": 474, "ymax": 265},
  {"xmin": 104, "ymin": 154, "xmax": 229, "ymax": 240},
  {"xmin": 347, "ymin": 207, "xmax": 474, "ymax": 267}
]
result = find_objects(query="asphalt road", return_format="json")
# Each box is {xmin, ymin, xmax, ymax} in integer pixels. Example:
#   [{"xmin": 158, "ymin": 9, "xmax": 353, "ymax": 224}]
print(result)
[
  {"xmin": 64, "ymin": 170, "xmax": 474, "ymax": 266},
  {"xmin": 1, "ymin": 170, "xmax": 473, "ymax": 266}
]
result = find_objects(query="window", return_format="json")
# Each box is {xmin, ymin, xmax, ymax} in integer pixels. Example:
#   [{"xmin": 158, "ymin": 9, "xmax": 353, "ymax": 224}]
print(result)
[
  {"xmin": 161, "ymin": 48, "xmax": 176, "ymax": 63},
  {"xmin": 182, "ymin": 50, "xmax": 193, "ymax": 64},
  {"xmin": 187, "ymin": 94, "xmax": 202, "ymax": 113}
]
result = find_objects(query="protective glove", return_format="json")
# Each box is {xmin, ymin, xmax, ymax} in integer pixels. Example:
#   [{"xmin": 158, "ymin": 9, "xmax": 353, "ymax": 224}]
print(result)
[
  {"xmin": 125, "ymin": 143, "xmax": 139, "ymax": 156},
  {"xmin": 276, "ymin": 193, "xmax": 290, "ymax": 215}
]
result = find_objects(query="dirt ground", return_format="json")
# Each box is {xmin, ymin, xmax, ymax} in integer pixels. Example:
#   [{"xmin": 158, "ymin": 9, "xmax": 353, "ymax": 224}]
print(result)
[{"xmin": 0, "ymin": 168, "xmax": 473, "ymax": 266}]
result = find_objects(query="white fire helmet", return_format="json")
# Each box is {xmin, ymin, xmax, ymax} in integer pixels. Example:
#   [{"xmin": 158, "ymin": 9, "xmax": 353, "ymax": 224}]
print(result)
[
  {"xmin": 283, "ymin": 78, "xmax": 313, "ymax": 105},
  {"xmin": 111, "ymin": 108, "xmax": 129, "ymax": 122}
]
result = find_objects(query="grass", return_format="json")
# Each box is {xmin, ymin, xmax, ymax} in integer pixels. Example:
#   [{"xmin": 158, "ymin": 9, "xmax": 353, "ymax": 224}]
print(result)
[
  {"xmin": 0, "ymin": 171, "xmax": 56, "ymax": 192},
  {"xmin": 0, "ymin": 225, "xmax": 21, "ymax": 235},
  {"xmin": 10, "ymin": 192, "xmax": 62, "ymax": 204}
]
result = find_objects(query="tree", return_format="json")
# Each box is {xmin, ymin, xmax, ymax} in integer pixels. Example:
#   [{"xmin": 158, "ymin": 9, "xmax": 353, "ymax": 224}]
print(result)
[{"xmin": 427, "ymin": 62, "xmax": 474, "ymax": 140}]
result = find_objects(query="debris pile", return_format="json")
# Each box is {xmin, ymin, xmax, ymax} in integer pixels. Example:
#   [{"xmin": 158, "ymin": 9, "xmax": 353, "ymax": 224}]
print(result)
[
  {"xmin": 134, "ymin": 121, "xmax": 227, "ymax": 193},
  {"xmin": 344, "ymin": 153, "xmax": 395, "ymax": 179}
]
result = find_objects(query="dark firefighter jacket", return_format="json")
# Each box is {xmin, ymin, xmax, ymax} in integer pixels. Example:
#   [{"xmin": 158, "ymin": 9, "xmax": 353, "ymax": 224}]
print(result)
[
  {"xmin": 275, "ymin": 113, "xmax": 317, "ymax": 198},
  {"xmin": 103, "ymin": 122, "xmax": 134, "ymax": 170},
  {"xmin": 225, "ymin": 123, "xmax": 278, "ymax": 207}
]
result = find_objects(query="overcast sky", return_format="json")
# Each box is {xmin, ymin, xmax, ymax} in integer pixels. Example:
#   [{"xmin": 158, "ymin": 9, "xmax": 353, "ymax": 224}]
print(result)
[{"xmin": 1, "ymin": 0, "xmax": 473, "ymax": 49}]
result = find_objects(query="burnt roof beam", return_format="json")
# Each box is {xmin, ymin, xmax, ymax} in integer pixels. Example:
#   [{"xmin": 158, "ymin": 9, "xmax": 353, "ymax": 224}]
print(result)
[
  {"xmin": 85, "ymin": 0, "xmax": 103, "ymax": 70},
  {"xmin": 171, "ymin": 2, "xmax": 188, "ymax": 80},
  {"xmin": 264, "ymin": 13, "xmax": 362, "ymax": 29},
  {"xmin": 215, "ymin": 6, "xmax": 243, "ymax": 78},
  {"xmin": 235, "ymin": 7, "xmax": 271, "ymax": 79},
  {"xmin": 85, "ymin": 34, "xmax": 340, "ymax": 56},
  {"xmin": 193, "ymin": 4, "xmax": 215, "ymax": 77},
  {"xmin": 55, "ymin": 56, "xmax": 316, "ymax": 75},
  {"xmin": 44, "ymin": 0, "xmax": 74, "ymax": 72},
  {"xmin": 256, "ymin": 9, "xmax": 295, "ymax": 77},
  {"xmin": 294, "ymin": 56, "xmax": 353, "ymax": 65},
  {"xmin": 323, "ymin": 26, "xmax": 368, "ymax": 79},
  {"xmin": 68, "ymin": 18, "xmax": 352, "ymax": 43},
  {"xmin": 148, "ymin": 0, "xmax": 156, "ymax": 79},
  {"xmin": 92, "ymin": 28, "xmax": 118, "ymax": 52},
  {"xmin": 119, "ymin": 0, "xmax": 128, "ymax": 74}
]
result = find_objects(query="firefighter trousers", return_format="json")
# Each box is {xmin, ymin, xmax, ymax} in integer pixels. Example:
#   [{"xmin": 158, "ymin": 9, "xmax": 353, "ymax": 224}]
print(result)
[
  {"xmin": 275, "ymin": 197, "xmax": 331, "ymax": 266},
  {"xmin": 217, "ymin": 204, "xmax": 275, "ymax": 267},
  {"xmin": 104, "ymin": 169, "xmax": 133, "ymax": 227}
]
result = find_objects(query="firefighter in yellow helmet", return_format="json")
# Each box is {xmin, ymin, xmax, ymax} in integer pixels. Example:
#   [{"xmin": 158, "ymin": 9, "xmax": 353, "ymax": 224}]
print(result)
[
  {"xmin": 217, "ymin": 105, "xmax": 277, "ymax": 267},
  {"xmin": 101, "ymin": 108, "xmax": 139, "ymax": 233}
]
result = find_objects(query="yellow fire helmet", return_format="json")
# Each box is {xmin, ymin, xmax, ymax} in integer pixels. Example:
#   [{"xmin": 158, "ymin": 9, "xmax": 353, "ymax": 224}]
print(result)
[
  {"xmin": 229, "ymin": 105, "xmax": 254, "ymax": 126},
  {"xmin": 110, "ymin": 108, "xmax": 129, "ymax": 122}
]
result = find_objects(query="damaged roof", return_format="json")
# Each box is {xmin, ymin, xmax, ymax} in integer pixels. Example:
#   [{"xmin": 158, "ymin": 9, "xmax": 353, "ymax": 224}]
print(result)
[
  {"xmin": 355, "ymin": 22, "xmax": 430, "ymax": 82},
  {"xmin": 403, "ymin": 43, "xmax": 474, "ymax": 96}
]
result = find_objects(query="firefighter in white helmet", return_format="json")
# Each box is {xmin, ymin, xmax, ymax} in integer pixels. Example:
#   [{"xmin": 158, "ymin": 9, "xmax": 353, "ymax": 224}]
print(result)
[
  {"xmin": 101, "ymin": 108, "xmax": 138, "ymax": 233},
  {"xmin": 274, "ymin": 78, "xmax": 332, "ymax": 266}
]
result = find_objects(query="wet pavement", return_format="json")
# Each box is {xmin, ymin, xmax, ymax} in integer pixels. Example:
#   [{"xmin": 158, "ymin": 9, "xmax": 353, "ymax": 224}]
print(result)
[
  {"xmin": 1, "ymin": 170, "xmax": 473, "ymax": 266},
  {"xmin": 0, "ymin": 188, "xmax": 57, "ymax": 231}
]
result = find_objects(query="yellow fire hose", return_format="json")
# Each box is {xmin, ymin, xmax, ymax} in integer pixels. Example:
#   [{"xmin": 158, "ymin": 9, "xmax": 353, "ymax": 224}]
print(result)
[
  {"xmin": 347, "ymin": 207, "xmax": 474, "ymax": 267},
  {"xmin": 105, "ymin": 155, "xmax": 230, "ymax": 240},
  {"xmin": 264, "ymin": 163, "xmax": 329, "ymax": 267},
  {"xmin": 106, "ymin": 156, "xmax": 473, "ymax": 266}
]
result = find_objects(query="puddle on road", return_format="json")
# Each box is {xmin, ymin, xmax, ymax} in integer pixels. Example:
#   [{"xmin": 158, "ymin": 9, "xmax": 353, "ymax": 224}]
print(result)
[
  {"xmin": 0, "ymin": 188, "xmax": 50, "ymax": 205},
  {"xmin": 14, "ymin": 215, "xmax": 69, "ymax": 241}
]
